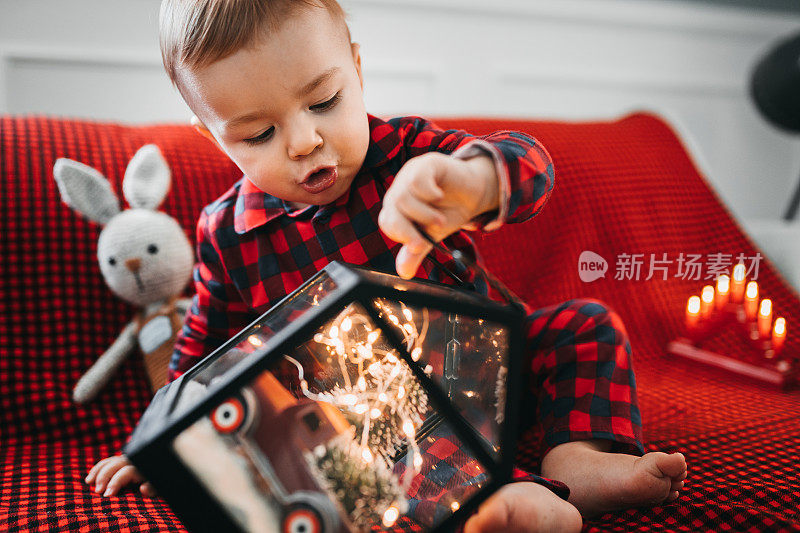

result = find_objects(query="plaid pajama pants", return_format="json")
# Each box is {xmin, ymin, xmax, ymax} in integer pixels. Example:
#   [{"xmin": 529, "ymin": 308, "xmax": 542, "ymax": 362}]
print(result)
[{"xmin": 523, "ymin": 297, "xmax": 644, "ymax": 457}]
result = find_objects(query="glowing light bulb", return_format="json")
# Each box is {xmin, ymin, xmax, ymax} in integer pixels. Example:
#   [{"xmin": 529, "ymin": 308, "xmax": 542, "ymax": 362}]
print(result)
[
  {"xmin": 687, "ymin": 296, "xmax": 701, "ymax": 315},
  {"xmin": 368, "ymin": 331, "xmax": 380, "ymax": 344},
  {"xmin": 411, "ymin": 347, "xmax": 422, "ymax": 361},
  {"xmin": 371, "ymin": 408, "xmax": 382, "ymax": 418},
  {"xmin": 357, "ymin": 376, "xmax": 366, "ymax": 391},
  {"xmin": 403, "ymin": 308, "xmax": 413, "ymax": 321},
  {"xmin": 329, "ymin": 325, "xmax": 339, "ymax": 339},
  {"xmin": 382, "ymin": 506, "xmax": 400, "ymax": 528},
  {"xmin": 403, "ymin": 420, "xmax": 416, "ymax": 439},
  {"xmin": 341, "ymin": 317, "xmax": 352, "ymax": 332},
  {"xmin": 397, "ymin": 385, "xmax": 406, "ymax": 399},
  {"xmin": 341, "ymin": 394, "xmax": 358, "ymax": 406},
  {"xmin": 313, "ymin": 333, "xmax": 324, "ymax": 343},
  {"xmin": 413, "ymin": 454, "xmax": 423, "ymax": 468},
  {"xmin": 450, "ymin": 502, "xmax": 460, "ymax": 512},
  {"xmin": 362, "ymin": 448, "xmax": 373, "ymax": 463},
  {"xmin": 353, "ymin": 403, "xmax": 368, "ymax": 414},
  {"xmin": 403, "ymin": 323, "xmax": 414, "ymax": 334},
  {"xmin": 248, "ymin": 335, "xmax": 263, "ymax": 347},
  {"xmin": 389, "ymin": 314, "xmax": 399, "ymax": 325},
  {"xmin": 378, "ymin": 392, "xmax": 388, "ymax": 403}
]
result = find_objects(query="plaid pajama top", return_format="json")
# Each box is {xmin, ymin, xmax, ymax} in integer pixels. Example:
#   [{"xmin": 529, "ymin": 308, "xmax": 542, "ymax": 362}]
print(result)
[{"xmin": 169, "ymin": 114, "xmax": 555, "ymax": 381}]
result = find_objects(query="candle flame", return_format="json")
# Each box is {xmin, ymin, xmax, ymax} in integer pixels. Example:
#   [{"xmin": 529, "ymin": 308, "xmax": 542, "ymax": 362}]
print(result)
[
  {"xmin": 733, "ymin": 263, "xmax": 746, "ymax": 282},
  {"xmin": 775, "ymin": 317, "xmax": 786, "ymax": 336},
  {"xmin": 746, "ymin": 281, "xmax": 758, "ymax": 299},
  {"xmin": 687, "ymin": 296, "xmax": 701, "ymax": 315},
  {"xmin": 759, "ymin": 299, "xmax": 772, "ymax": 318},
  {"xmin": 451, "ymin": 501, "xmax": 460, "ymax": 512},
  {"xmin": 701, "ymin": 285, "xmax": 714, "ymax": 303},
  {"xmin": 716, "ymin": 275, "xmax": 730, "ymax": 295}
]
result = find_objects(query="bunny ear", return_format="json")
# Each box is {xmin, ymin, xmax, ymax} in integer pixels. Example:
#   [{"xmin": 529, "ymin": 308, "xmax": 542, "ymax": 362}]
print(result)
[
  {"xmin": 53, "ymin": 158, "xmax": 121, "ymax": 225},
  {"xmin": 122, "ymin": 144, "xmax": 171, "ymax": 209}
]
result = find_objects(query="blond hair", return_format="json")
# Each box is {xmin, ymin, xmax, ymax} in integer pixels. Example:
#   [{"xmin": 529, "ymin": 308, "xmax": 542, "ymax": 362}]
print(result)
[{"xmin": 159, "ymin": 0, "xmax": 350, "ymax": 88}]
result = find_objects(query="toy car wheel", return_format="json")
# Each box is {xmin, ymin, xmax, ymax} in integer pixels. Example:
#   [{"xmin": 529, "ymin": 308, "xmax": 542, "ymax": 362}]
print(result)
[
  {"xmin": 210, "ymin": 394, "xmax": 248, "ymax": 434},
  {"xmin": 282, "ymin": 504, "xmax": 323, "ymax": 533}
]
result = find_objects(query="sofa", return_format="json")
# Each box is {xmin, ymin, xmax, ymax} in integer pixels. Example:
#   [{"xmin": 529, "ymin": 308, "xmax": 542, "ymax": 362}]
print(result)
[{"xmin": 1, "ymin": 112, "xmax": 798, "ymax": 532}]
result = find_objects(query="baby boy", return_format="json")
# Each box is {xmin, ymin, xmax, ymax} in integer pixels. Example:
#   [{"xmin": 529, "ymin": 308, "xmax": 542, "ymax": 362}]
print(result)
[{"xmin": 86, "ymin": 1, "xmax": 687, "ymax": 531}]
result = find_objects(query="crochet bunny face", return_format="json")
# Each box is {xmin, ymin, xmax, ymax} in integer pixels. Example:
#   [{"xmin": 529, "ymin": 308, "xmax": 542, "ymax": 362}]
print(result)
[
  {"xmin": 54, "ymin": 145, "xmax": 193, "ymax": 308},
  {"xmin": 98, "ymin": 209, "xmax": 192, "ymax": 307}
]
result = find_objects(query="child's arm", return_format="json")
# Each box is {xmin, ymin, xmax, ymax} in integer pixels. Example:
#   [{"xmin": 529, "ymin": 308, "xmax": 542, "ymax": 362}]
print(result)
[
  {"xmin": 169, "ymin": 203, "xmax": 254, "ymax": 381},
  {"xmin": 379, "ymin": 117, "xmax": 554, "ymax": 279}
]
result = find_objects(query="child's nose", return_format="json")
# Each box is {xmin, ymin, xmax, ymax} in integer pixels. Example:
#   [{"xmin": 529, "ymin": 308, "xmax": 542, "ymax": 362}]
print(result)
[{"xmin": 286, "ymin": 119, "xmax": 323, "ymax": 159}]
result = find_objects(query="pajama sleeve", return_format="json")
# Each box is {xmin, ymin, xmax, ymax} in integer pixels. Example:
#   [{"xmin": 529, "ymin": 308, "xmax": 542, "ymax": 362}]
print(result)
[
  {"xmin": 168, "ymin": 206, "xmax": 253, "ymax": 382},
  {"xmin": 388, "ymin": 116, "xmax": 555, "ymax": 231}
]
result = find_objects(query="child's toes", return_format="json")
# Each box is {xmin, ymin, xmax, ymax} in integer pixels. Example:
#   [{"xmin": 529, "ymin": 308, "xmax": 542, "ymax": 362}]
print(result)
[
  {"xmin": 654, "ymin": 452, "xmax": 687, "ymax": 479},
  {"xmin": 667, "ymin": 490, "xmax": 680, "ymax": 502}
]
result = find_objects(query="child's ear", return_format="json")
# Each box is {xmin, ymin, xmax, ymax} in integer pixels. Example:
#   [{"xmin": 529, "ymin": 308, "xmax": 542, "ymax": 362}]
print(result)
[
  {"xmin": 351, "ymin": 42, "xmax": 364, "ymax": 90},
  {"xmin": 191, "ymin": 116, "xmax": 219, "ymax": 146}
]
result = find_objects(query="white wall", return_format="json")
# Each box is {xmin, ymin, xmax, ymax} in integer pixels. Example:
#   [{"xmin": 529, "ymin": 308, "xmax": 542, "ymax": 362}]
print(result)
[{"xmin": 1, "ymin": 0, "xmax": 799, "ymax": 226}]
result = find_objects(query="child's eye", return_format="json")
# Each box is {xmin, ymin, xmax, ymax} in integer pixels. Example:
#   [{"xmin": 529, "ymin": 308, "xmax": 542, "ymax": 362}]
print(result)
[
  {"xmin": 243, "ymin": 126, "xmax": 275, "ymax": 146},
  {"xmin": 310, "ymin": 92, "xmax": 341, "ymax": 112}
]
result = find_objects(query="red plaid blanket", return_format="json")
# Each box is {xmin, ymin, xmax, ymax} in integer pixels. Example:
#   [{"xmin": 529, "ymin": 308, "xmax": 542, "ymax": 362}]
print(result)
[{"xmin": 1, "ymin": 113, "xmax": 798, "ymax": 532}]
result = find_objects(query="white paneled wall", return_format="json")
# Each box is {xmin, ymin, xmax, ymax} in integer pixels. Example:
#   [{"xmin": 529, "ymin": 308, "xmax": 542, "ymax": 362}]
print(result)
[{"xmin": 1, "ymin": 0, "xmax": 800, "ymax": 226}]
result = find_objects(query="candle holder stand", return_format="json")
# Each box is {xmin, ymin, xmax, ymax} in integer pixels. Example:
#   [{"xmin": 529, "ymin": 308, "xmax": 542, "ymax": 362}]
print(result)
[{"xmin": 667, "ymin": 302, "xmax": 797, "ymax": 388}]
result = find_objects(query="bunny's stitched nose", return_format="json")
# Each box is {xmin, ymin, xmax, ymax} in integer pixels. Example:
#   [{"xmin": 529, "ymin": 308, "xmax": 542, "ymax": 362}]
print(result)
[{"xmin": 124, "ymin": 257, "xmax": 142, "ymax": 273}]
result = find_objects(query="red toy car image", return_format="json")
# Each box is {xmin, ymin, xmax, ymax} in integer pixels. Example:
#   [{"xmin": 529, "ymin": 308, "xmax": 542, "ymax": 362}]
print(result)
[{"xmin": 209, "ymin": 370, "xmax": 356, "ymax": 533}]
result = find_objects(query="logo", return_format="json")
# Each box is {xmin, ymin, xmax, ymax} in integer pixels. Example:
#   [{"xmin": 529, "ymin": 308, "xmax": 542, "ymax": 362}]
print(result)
[{"xmin": 579, "ymin": 251, "xmax": 608, "ymax": 282}]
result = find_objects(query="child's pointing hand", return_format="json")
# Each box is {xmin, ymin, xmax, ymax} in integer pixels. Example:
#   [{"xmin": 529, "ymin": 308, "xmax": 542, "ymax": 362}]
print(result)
[{"xmin": 378, "ymin": 151, "xmax": 499, "ymax": 279}]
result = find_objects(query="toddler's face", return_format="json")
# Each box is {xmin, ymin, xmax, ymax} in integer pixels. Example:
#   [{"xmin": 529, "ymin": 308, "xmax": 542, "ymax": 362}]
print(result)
[{"xmin": 180, "ymin": 8, "xmax": 370, "ymax": 208}]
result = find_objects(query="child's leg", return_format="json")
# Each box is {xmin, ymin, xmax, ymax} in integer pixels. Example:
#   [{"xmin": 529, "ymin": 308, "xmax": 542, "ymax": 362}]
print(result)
[{"xmin": 521, "ymin": 298, "xmax": 686, "ymax": 517}]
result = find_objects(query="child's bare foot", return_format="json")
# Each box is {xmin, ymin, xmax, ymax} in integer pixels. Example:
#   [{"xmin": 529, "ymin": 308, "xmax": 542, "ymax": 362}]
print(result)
[
  {"xmin": 85, "ymin": 455, "xmax": 156, "ymax": 497},
  {"xmin": 463, "ymin": 481, "xmax": 582, "ymax": 533},
  {"xmin": 541, "ymin": 440, "xmax": 687, "ymax": 517}
]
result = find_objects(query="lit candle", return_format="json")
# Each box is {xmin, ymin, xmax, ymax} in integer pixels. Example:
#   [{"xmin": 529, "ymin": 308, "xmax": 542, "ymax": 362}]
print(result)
[
  {"xmin": 700, "ymin": 285, "xmax": 714, "ymax": 318},
  {"xmin": 773, "ymin": 317, "xmax": 786, "ymax": 353},
  {"xmin": 686, "ymin": 295, "xmax": 701, "ymax": 331},
  {"xmin": 744, "ymin": 281, "xmax": 759, "ymax": 320},
  {"xmin": 758, "ymin": 299, "xmax": 772, "ymax": 339},
  {"xmin": 731, "ymin": 263, "xmax": 746, "ymax": 302},
  {"xmin": 715, "ymin": 275, "xmax": 730, "ymax": 310}
]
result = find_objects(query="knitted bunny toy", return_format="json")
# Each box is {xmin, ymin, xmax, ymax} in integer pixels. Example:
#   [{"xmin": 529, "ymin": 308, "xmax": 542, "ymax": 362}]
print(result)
[{"xmin": 53, "ymin": 145, "xmax": 193, "ymax": 403}]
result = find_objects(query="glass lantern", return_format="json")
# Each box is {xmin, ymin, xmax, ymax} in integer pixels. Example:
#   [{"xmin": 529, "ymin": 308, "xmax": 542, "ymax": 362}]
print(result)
[{"xmin": 125, "ymin": 261, "xmax": 524, "ymax": 533}]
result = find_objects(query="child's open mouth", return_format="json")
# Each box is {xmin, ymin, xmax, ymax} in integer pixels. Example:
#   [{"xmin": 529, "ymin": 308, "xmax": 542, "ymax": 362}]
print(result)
[{"xmin": 300, "ymin": 166, "xmax": 337, "ymax": 194}]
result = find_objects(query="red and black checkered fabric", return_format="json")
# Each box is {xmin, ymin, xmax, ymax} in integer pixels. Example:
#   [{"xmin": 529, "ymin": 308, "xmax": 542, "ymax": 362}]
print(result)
[{"xmin": 2, "ymin": 113, "xmax": 799, "ymax": 532}]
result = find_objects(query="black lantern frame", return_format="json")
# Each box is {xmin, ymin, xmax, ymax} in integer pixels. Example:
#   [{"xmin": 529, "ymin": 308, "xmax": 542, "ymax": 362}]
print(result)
[{"xmin": 125, "ymin": 261, "xmax": 525, "ymax": 533}]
